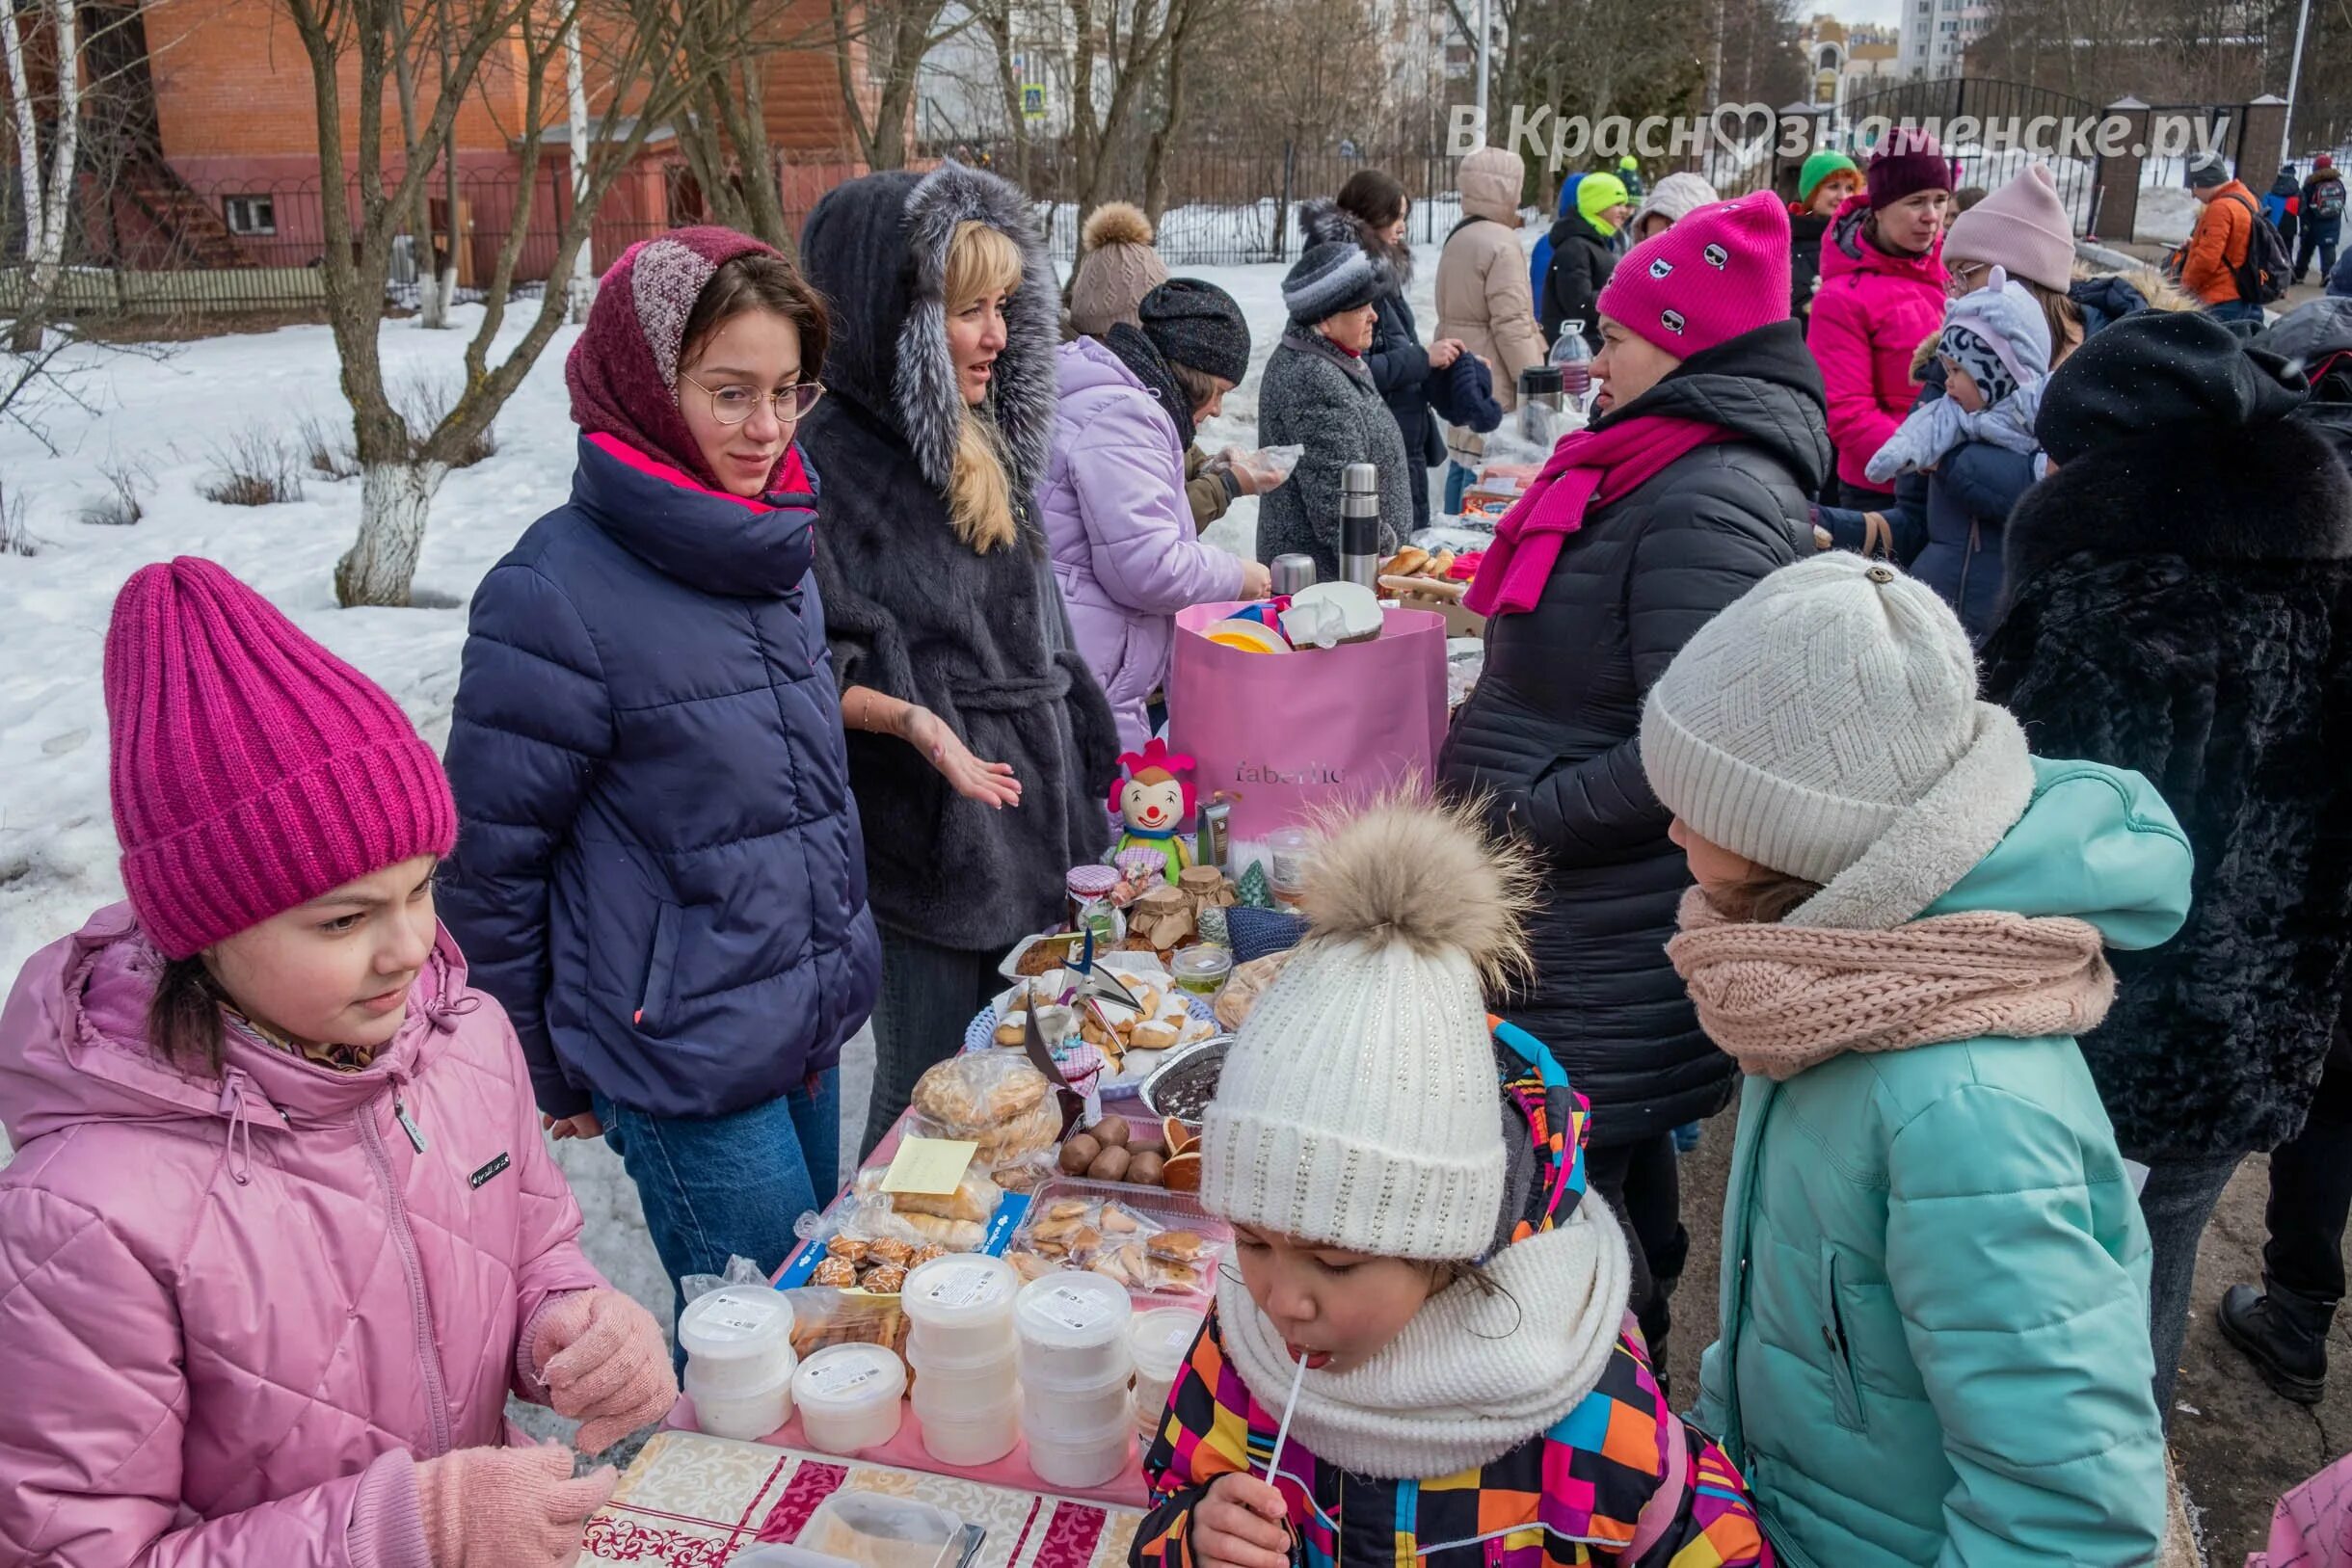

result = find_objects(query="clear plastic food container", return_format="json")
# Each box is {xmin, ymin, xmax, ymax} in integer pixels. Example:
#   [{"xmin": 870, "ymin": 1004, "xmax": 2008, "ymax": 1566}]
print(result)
[
  {"xmin": 1169, "ymin": 945, "xmax": 1234, "ymax": 997},
  {"xmin": 791, "ymin": 1342, "xmax": 907, "ymax": 1455},
  {"xmin": 1024, "ymin": 1409, "xmax": 1137, "ymax": 1490},
  {"xmin": 683, "ymin": 1351, "xmax": 794, "ymax": 1442},
  {"xmin": 904, "ymin": 1340, "xmax": 1018, "ymax": 1416},
  {"xmin": 900, "ymin": 1255, "xmax": 1019, "ymax": 1361},
  {"xmin": 793, "ymin": 1492, "xmax": 966, "ymax": 1568},
  {"xmin": 1014, "ymin": 1272, "xmax": 1135, "ymax": 1389}
]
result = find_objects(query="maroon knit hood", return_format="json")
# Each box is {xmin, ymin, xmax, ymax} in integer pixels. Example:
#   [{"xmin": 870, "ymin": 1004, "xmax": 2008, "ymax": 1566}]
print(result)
[{"xmin": 565, "ymin": 225, "xmax": 790, "ymax": 492}]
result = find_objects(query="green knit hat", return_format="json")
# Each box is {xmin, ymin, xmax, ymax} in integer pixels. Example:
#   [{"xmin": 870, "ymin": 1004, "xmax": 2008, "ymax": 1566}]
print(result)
[
  {"xmin": 1799, "ymin": 151, "xmax": 1862, "ymax": 207},
  {"xmin": 1578, "ymin": 173, "xmax": 1630, "ymax": 234}
]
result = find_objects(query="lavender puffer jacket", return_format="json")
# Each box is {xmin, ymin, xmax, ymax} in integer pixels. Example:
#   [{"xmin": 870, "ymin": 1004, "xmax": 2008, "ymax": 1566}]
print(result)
[
  {"xmin": 0, "ymin": 904, "xmax": 605, "ymax": 1566},
  {"xmin": 1040, "ymin": 335, "xmax": 1247, "ymax": 753}
]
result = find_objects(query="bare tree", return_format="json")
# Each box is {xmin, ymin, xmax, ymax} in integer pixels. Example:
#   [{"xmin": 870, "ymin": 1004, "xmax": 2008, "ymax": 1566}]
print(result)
[
  {"xmin": 666, "ymin": 0, "xmax": 829, "ymax": 247},
  {"xmin": 831, "ymin": 0, "xmax": 971, "ymax": 170},
  {"xmin": 3, "ymin": 0, "xmax": 80, "ymax": 352},
  {"xmin": 276, "ymin": 0, "xmax": 700, "ymax": 606}
]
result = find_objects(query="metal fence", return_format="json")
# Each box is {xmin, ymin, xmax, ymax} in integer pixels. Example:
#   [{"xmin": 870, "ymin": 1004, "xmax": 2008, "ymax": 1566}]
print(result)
[
  {"xmin": 1, "ymin": 140, "xmax": 1458, "ymax": 320},
  {"xmin": 1836, "ymin": 78, "xmax": 2105, "ymax": 228}
]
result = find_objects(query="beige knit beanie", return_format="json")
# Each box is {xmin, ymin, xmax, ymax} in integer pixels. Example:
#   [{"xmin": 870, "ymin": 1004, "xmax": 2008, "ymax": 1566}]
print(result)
[
  {"xmin": 1200, "ymin": 799, "xmax": 1531, "ymax": 1261},
  {"xmin": 1640, "ymin": 555, "xmax": 2036, "ymax": 930},
  {"xmin": 1068, "ymin": 202, "xmax": 1169, "ymax": 339}
]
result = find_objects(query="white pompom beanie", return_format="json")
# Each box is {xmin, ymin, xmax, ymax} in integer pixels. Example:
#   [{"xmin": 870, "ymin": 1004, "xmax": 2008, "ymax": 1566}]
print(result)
[
  {"xmin": 1639, "ymin": 554, "xmax": 2037, "ymax": 930},
  {"xmin": 1199, "ymin": 801, "xmax": 1526, "ymax": 1261}
]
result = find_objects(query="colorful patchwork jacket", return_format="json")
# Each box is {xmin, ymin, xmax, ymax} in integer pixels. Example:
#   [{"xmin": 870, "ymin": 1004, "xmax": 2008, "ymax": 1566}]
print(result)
[{"xmin": 1132, "ymin": 1021, "xmax": 1772, "ymax": 1568}]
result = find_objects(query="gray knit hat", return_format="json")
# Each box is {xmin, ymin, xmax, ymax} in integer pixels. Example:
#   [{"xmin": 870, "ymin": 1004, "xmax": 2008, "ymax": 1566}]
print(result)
[
  {"xmin": 1139, "ymin": 279, "xmax": 1252, "ymax": 384},
  {"xmin": 2187, "ymin": 150, "xmax": 2231, "ymax": 190},
  {"xmin": 1640, "ymin": 555, "xmax": 2035, "ymax": 930},
  {"xmin": 1282, "ymin": 240, "xmax": 1388, "ymax": 326}
]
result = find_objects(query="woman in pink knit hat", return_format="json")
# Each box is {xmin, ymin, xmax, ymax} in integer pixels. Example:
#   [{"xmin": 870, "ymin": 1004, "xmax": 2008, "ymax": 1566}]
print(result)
[
  {"xmin": 1807, "ymin": 126, "xmax": 1954, "ymax": 507},
  {"xmin": 0, "ymin": 559, "xmax": 676, "ymax": 1568},
  {"xmin": 1441, "ymin": 190, "xmax": 1831, "ymax": 1381}
]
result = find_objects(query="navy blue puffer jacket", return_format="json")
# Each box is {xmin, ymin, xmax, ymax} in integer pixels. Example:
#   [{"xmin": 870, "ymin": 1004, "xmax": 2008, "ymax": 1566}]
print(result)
[{"xmin": 439, "ymin": 433, "xmax": 881, "ymax": 1120}]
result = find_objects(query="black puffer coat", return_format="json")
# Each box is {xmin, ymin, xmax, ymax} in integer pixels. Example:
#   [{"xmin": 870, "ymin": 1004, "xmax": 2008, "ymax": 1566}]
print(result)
[
  {"xmin": 1540, "ymin": 207, "xmax": 1617, "ymax": 352},
  {"xmin": 1981, "ymin": 416, "xmax": 2352, "ymax": 1158},
  {"xmin": 1439, "ymin": 322, "xmax": 1830, "ymax": 1145},
  {"xmin": 797, "ymin": 164, "xmax": 1119, "ymax": 951}
]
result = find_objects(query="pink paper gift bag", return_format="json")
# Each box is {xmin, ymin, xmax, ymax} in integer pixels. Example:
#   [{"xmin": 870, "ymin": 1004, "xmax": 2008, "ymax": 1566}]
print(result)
[{"xmin": 1168, "ymin": 601, "xmax": 1449, "ymax": 842}]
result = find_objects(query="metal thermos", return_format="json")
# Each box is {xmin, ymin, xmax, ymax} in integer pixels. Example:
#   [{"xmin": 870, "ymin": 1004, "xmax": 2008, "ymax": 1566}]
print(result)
[
  {"xmin": 1338, "ymin": 462, "xmax": 1381, "ymax": 591},
  {"xmin": 1270, "ymin": 553, "xmax": 1318, "ymax": 597}
]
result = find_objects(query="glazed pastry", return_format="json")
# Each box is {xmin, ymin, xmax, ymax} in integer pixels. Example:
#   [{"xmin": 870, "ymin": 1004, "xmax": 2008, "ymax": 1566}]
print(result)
[
  {"xmin": 825, "ymin": 1236, "xmax": 870, "ymax": 1264},
  {"xmin": 812, "ymin": 1256, "xmax": 859, "ymax": 1288},
  {"xmin": 860, "ymin": 1264, "xmax": 908, "ymax": 1293},
  {"xmin": 866, "ymin": 1236, "xmax": 915, "ymax": 1267}
]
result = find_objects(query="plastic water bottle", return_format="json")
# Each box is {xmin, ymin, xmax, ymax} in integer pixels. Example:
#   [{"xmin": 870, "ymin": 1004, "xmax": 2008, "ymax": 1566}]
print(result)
[{"xmin": 1550, "ymin": 324, "xmax": 1593, "ymax": 412}]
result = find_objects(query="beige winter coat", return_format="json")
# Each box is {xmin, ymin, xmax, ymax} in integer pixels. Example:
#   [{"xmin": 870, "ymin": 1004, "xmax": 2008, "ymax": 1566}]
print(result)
[{"xmin": 1436, "ymin": 146, "xmax": 1547, "ymax": 463}]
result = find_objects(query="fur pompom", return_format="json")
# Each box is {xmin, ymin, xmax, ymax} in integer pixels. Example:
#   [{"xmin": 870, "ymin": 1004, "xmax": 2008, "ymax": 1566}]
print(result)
[
  {"xmin": 1082, "ymin": 201, "xmax": 1155, "ymax": 254},
  {"xmin": 1297, "ymin": 792, "xmax": 1535, "ymax": 988}
]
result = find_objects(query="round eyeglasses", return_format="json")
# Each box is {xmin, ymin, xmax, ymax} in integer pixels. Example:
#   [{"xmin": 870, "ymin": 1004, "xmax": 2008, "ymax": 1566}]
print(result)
[{"xmin": 681, "ymin": 374, "xmax": 826, "ymax": 426}]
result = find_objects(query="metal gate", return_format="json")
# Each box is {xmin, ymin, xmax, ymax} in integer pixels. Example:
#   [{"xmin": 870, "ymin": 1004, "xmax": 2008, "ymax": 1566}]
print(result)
[{"xmin": 1833, "ymin": 77, "xmax": 2105, "ymax": 227}]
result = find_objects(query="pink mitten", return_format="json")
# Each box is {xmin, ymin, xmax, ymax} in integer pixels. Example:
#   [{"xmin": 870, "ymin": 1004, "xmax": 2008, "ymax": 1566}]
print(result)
[
  {"xmin": 414, "ymin": 1444, "xmax": 616, "ymax": 1568},
  {"xmin": 531, "ymin": 1288, "xmax": 679, "ymax": 1454}
]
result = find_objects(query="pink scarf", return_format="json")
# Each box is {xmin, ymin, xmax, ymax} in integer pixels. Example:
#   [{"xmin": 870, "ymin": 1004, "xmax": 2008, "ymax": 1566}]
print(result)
[
  {"xmin": 1667, "ymin": 888, "xmax": 2114, "ymax": 1080},
  {"xmin": 1463, "ymin": 414, "xmax": 1731, "ymax": 617}
]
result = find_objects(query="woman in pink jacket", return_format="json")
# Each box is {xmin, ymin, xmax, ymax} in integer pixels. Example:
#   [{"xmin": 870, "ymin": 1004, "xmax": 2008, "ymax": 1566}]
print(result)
[
  {"xmin": 0, "ymin": 558, "xmax": 678, "ymax": 1568},
  {"xmin": 1808, "ymin": 128, "xmax": 1954, "ymax": 506},
  {"xmin": 1041, "ymin": 279, "xmax": 1273, "ymax": 751}
]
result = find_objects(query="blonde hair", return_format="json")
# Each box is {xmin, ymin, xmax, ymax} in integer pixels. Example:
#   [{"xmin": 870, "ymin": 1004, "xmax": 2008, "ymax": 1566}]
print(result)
[{"xmin": 944, "ymin": 220, "xmax": 1026, "ymax": 553}]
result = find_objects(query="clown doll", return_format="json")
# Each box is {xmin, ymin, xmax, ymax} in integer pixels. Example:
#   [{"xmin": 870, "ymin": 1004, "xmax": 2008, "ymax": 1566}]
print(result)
[{"xmin": 1110, "ymin": 739, "xmax": 1197, "ymax": 881}]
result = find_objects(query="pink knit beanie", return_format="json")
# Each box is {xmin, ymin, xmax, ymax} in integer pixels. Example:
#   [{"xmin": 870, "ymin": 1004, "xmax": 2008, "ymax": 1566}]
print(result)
[
  {"xmin": 1942, "ymin": 164, "xmax": 2075, "ymax": 292},
  {"xmin": 104, "ymin": 557, "xmax": 458, "ymax": 958},
  {"xmin": 1596, "ymin": 190, "xmax": 1793, "ymax": 359}
]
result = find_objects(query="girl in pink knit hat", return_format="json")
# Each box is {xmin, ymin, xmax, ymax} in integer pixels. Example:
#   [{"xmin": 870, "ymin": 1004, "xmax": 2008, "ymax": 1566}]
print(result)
[{"xmin": 0, "ymin": 558, "xmax": 676, "ymax": 1568}]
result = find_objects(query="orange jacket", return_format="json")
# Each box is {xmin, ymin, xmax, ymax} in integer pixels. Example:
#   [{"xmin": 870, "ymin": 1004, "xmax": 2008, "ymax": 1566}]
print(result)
[{"xmin": 2182, "ymin": 180, "xmax": 2256, "ymax": 305}]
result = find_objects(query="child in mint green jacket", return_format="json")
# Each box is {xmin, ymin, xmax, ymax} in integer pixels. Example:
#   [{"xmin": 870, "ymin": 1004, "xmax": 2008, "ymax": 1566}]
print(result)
[{"xmin": 1639, "ymin": 555, "xmax": 2190, "ymax": 1567}]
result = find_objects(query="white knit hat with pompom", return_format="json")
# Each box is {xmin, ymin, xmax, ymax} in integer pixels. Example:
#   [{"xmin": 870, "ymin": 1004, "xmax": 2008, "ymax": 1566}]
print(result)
[{"xmin": 1200, "ymin": 798, "xmax": 1531, "ymax": 1261}]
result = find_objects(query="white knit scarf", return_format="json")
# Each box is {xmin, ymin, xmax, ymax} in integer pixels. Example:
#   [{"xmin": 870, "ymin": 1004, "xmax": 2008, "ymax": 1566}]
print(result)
[{"xmin": 1215, "ymin": 1204, "xmax": 1631, "ymax": 1477}]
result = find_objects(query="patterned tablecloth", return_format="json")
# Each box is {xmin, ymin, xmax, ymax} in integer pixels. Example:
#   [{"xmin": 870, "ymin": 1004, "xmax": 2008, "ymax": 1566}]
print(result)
[{"xmin": 581, "ymin": 1429, "xmax": 1144, "ymax": 1568}]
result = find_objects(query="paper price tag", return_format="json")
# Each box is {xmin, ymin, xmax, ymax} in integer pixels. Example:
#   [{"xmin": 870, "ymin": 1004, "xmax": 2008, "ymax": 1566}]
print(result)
[{"xmin": 880, "ymin": 1135, "xmax": 977, "ymax": 1197}]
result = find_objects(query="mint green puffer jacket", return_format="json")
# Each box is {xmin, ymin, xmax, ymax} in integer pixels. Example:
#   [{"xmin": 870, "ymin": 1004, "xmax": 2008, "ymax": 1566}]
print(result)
[{"xmin": 1696, "ymin": 757, "xmax": 2193, "ymax": 1567}]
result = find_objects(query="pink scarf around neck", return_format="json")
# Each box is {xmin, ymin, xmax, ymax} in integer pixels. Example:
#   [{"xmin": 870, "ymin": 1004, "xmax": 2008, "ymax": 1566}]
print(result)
[
  {"xmin": 1462, "ymin": 413, "xmax": 1730, "ymax": 617},
  {"xmin": 1666, "ymin": 888, "xmax": 2115, "ymax": 1080}
]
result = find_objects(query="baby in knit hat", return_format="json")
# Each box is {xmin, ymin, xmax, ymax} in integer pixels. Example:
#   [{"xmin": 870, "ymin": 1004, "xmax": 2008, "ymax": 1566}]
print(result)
[
  {"xmin": 1866, "ymin": 266, "xmax": 2053, "ymax": 485},
  {"xmin": 1134, "ymin": 800, "xmax": 1768, "ymax": 1567}
]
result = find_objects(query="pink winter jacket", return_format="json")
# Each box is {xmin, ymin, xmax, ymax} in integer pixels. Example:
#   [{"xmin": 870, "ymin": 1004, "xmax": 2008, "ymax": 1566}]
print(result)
[
  {"xmin": 0, "ymin": 904, "xmax": 607, "ymax": 1567},
  {"xmin": 1807, "ymin": 197, "xmax": 1950, "ymax": 493}
]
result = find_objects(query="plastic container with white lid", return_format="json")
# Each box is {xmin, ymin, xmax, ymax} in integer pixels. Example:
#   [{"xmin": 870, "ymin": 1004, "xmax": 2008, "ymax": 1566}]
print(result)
[
  {"xmin": 683, "ymin": 1348, "xmax": 795, "ymax": 1441},
  {"xmin": 900, "ymin": 1255, "xmax": 1019, "ymax": 1358},
  {"xmin": 906, "ymin": 1352, "xmax": 1018, "ymax": 1408},
  {"xmin": 793, "ymin": 1493, "xmax": 965, "ymax": 1568},
  {"xmin": 904, "ymin": 1322, "xmax": 1016, "ymax": 1374},
  {"xmin": 1016, "ymin": 1273, "xmax": 1132, "ymax": 1355},
  {"xmin": 1022, "ymin": 1375, "xmax": 1129, "ymax": 1432},
  {"xmin": 1129, "ymin": 1307, "xmax": 1200, "ymax": 1437},
  {"xmin": 792, "ymin": 1342, "xmax": 907, "ymax": 1455},
  {"xmin": 1025, "ymin": 1411, "xmax": 1137, "ymax": 1490},
  {"xmin": 677, "ymin": 1285, "xmax": 795, "ymax": 1376},
  {"xmin": 912, "ymin": 1390, "xmax": 1022, "ymax": 1465}
]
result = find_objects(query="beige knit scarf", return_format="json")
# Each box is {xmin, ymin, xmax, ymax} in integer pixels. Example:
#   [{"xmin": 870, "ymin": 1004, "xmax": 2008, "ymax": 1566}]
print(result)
[{"xmin": 1667, "ymin": 887, "xmax": 2116, "ymax": 1079}]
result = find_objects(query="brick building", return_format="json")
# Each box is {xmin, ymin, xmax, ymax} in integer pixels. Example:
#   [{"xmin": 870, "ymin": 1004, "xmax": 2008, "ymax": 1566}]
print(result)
[{"xmin": 48, "ymin": 0, "xmax": 892, "ymax": 281}]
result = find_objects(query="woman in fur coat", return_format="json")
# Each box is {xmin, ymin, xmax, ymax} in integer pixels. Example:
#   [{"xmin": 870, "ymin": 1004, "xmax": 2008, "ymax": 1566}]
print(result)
[
  {"xmin": 797, "ymin": 163, "xmax": 1120, "ymax": 1153},
  {"xmin": 1982, "ymin": 308, "xmax": 2352, "ymax": 1425}
]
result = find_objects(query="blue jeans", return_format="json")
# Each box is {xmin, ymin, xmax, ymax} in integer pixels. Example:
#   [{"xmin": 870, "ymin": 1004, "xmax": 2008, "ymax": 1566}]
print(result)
[
  {"xmin": 1442, "ymin": 460, "xmax": 1476, "ymax": 517},
  {"xmin": 594, "ymin": 1072, "xmax": 842, "ymax": 1358},
  {"xmin": 2137, "ymin": 1149, "xmax": 2245, "ymax": 1426},
  {"xmin": 2206, "ymin": 298, "xmax": 2266, "ymax": 323}
]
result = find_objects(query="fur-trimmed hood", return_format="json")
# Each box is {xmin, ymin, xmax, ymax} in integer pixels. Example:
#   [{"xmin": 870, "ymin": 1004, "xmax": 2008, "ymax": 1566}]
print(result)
[
  {"xmin": 1300, "ymin": 196, "xmax": 1412, "ymax": 286},
  {"xmin": 2006, "ymin": 418, "xmax": 2352, "ymax": 598},
  {"xmin": 798, "ymin": 162, "xmax": 1059, "ymax": 510}
]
